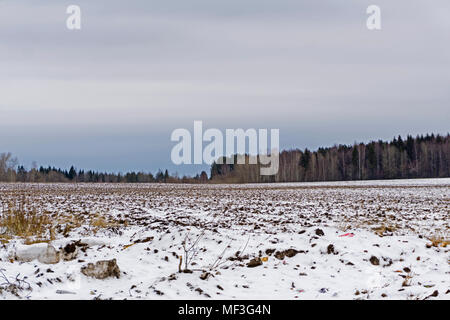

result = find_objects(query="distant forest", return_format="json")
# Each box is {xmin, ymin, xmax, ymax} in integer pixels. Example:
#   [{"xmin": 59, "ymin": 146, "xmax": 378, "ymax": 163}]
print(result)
[
  {"xmin": 210, "ymin": 133, "xmax": 449, "ymax": 183},
  {"xmin": 0, "ymin": 154, "xmax": 208, "ymax": 184},
  {"xmin": 1, "ymin": 133, "xmax": 448, "ymax": 184}
]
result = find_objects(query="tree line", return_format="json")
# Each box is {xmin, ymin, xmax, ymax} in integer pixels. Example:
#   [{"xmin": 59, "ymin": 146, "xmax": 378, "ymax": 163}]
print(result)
[
  {"xmin": 2, "ymin": 133, "xmax": 448, "ymax": 184},
  {"xmin": 0, "ymin": 153, "xmax": 208, "ymax": 183},
  {"xmin": 210, "ymin": 133, "xmax": 450, "ymax": 183}
]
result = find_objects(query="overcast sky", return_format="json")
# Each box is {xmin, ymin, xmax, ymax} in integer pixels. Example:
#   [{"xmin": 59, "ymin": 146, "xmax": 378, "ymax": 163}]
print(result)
[{"xmin": 0, "ymin": 0, "xmax": 449, "ymax": 175}]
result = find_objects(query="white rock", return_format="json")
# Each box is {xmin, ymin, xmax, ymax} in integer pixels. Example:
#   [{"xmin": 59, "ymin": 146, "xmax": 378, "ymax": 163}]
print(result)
[
  {"xmin": 14, "ymin": 243, "xmax": 48, "ymax": 262},
  {"xmin": 13, "ymin": 243, "xmax": 60, "ymax": 264},
  {"xmin": 38, "ymin": 244, "xmax": 60, "ymax": 264}
]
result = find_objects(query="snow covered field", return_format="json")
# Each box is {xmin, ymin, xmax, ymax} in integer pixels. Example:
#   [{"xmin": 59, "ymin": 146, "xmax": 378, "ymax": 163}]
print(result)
[{"xmin": 0, "ymin": 179, "xmax": 449, "ymax": 300}]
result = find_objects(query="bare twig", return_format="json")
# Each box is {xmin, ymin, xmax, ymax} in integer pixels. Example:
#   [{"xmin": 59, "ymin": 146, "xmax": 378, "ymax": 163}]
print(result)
[
  {"xmin": 209, "ymin": 240, "xmax": 233, "ymax": 271},
  {"xmin": 180, "ymin": 208, "xmax": 225, "ymax": 272}
]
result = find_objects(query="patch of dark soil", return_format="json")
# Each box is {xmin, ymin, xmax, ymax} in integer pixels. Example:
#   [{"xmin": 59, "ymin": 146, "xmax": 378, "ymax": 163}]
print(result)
[{"xmin": 247, "ymin": 257, "xmax": 262, "ymax": 268}]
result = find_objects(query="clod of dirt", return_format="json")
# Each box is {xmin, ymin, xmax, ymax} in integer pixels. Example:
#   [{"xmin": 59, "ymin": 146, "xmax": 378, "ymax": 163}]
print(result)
[
  {"xmin": 133, "ymin": 237, "xmax": 154, "ymax": 244},
  {"xmin": 62, "ymin": 242, "xmax": 78, "ymax": 261},
  {"xmin": 327, "ymin": 244, "xmax": 335, "ymax": 254},
  {"xmin": 284, "ymin": 249, "xmax": 299, "ymax": 258},
  {"xmin": 200, "ymin": 272, "xmax": 210, "ymax": 280},
  {"xmin": 228, "ymin": 254, "xmax": 249, "ymax": 262},
  {"xmin": 154, "ymin": 289, "xmax": 164, "ymax": 295},
  {"xmin": 424, "ymin": 290, "xmax": 439, "ymax": 299},
  {"xmin": 247, "ymin": 257, "xmax": 263, "ymax": 268},
  {"xmin": 265, "ymin": 249, "xmax": 276, "ymax": 256},
  {"xmin": 195, "ymin": 287, "xmax": 204, "ymax": 294},
  {"xmin": 274, "ymin": 249, "xmax": 299, "ymax": 260},
  {"xmin": 403, "ymin": 267, "xmax": 411, "ymax": 273},
  {"xmin": 168, "ymin": 273, "xmax": 177, "ymax": 281},
  {"xmin": 64, "ymin": 242, "xmax": 76, "ymax": 253},
  {"xmin": 370, "ymin": 256, "xmax": 380, "ymax": 266},
  {"xmin": 315, "ymin": 229, "xmax": 325, "ymax": 236},
  {"xmin": 81, "ymin": 259, "xmax": 120, "ymax": 279}
]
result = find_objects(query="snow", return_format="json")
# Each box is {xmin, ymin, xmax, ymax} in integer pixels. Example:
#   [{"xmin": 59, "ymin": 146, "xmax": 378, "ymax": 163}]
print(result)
[{"xmin": 0, "ymin": 179, "xmax": 448, "ymax": 300}]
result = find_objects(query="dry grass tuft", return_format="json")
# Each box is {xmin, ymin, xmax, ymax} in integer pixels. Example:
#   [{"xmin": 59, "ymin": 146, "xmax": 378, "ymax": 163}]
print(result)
[
  {"xmin": 402, "ymin": 272, "xmax": 413, "ymax": 287},
  {"xmin": 427, "ymin": 232, "xmax": 449, "ymax": 248},
  {"xmin": 90, "ymin": 216, "xmax": 109, "ymax": 228},
  {"xmin": 0, "ymin": 200, "xmax": 51, "ymax": 241},
  {"xmin": 89, "ymin": 214, "xmax": 121, "ymax": 233},
  {"xmin": 55, "ymin": 214, "xmax": 84, "ymax": 237},
  {"xmin": 372, "ymin": 224, "xmax": 397, "ymax": 236}
]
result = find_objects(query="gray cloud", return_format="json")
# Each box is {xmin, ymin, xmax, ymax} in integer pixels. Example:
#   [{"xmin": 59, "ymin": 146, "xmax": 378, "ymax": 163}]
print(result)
[{"xmin": 0, "ymin": 0, "xmax": 449, "ymax": 173}]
